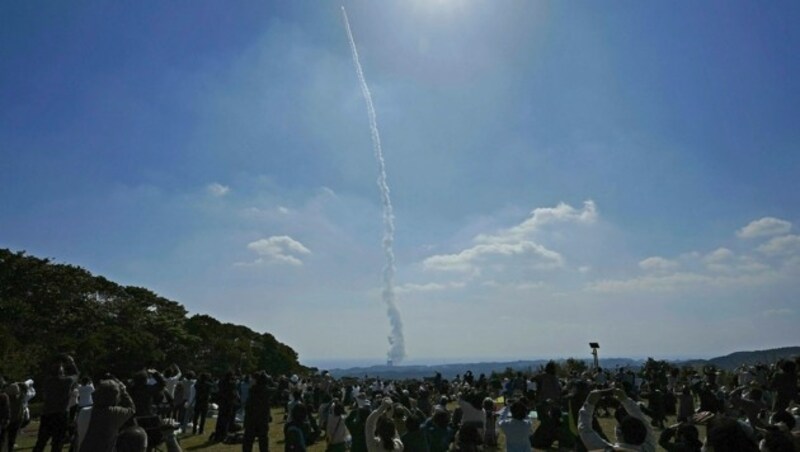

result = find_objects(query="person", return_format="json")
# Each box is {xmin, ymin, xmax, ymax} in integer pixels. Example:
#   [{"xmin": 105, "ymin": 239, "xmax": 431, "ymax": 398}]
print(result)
[
  {"xmin": 676, "ymin": 386, "xmax": 694, "ymax": 423},
  {"xmin": 76, "ymin": 377, "xmax": 94, "ymax": 410},
  {"xmin": 578, "ymin": 388, "xmax": 656, "ymax": 451},
  {"xmin": 0, "ymin": 381, "xmax": 10, "ymax": 451},
  {"xmin": 115, "ymin": 426, "xmax": 148, "ymax": 452},
  {"xmin": 33, "ymin": 354, "xmax": 79, "ymax": 452},
  {"xmin": 285, "ymin": 402, "xmax": 312, "ymax": 452},
  {"xmin": 702, "ymin": 415, "xmax": 758, "ymax": 452},
  {"xmin": 346, "ymin": 404, "xmax": 371, "ymax": 452},
  {"xmin": 497, "ymin": 400, "xmax": 532, "ymax": 452},
  {"xmin": 2, "ymin": 379, "xmax": 25, "ymax": 452},
  {"xmin": 243, "ymin": 372, "xmax": 275, "ymax": 452},
  {"xmin": 458, "ymin": 390, "xmax": 486, "ymax": 437},
  {"xmin": 20, "ymin": 379, "xmax": 36, "ymax": 430},
  {"xmin": 658, "ymin": 423, "xmax": 702, "ymax": 452},
  {"xmin": 770, "ymin": 360, "xmax": 798, "ymax": 413},
  {"xmin": 238, "ymin": 373, "xmax": 251, "ymax": 423},
  {"xmin": 79, "ymin": 379, "xmax": 136, "ymax": 452},
  {"xmin": 212, "ymin": 371, "xmax": 239, "ymax": 442},
  {"xmin": 452, "ymin": 424, "xmax": 483, "ymax": 452},
  {"xmin": 179, "ymin": 371, "xmax": 196, "ymax": 433},
  {"xmin": 481, "ymin": 398, "xmax": 497, "ymax": 448},
  {"xmin": 532, "ymin": 361, "xmax": 561, "ymax": 445},
  {"xmin": 129, "ymin": 369, "xmax": 166, "ymax": 417},
  {"xmin": 163, "ymin": 364, "xmax": 182, "ymax": 406},
  {"xmin": 192, "ymin": 373, "xmax": 212, "ymax": 435},
  {"xmin": 171, "ymin": 377, "xmax": 186, "ymax": 423},
  {"xmin": 326, "ymin": 400, "xmax": 351, "ymax": 452},
  {"xmin": 366, "ymin": 398, "xmax": 403, "ymax": 452},
  {"xmin": 424, "ymin": 409, "xmax": 453, "ymax": 452},
  {"xmin": 400, "ymin": 412, "xmax": 428, "ymax": 452}
]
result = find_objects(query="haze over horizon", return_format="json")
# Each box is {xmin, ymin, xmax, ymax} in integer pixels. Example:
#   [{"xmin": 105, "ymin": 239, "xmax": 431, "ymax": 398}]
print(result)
[{"xmin": 2, "ymin": 2, "xmax": 799, "ymax": 364}]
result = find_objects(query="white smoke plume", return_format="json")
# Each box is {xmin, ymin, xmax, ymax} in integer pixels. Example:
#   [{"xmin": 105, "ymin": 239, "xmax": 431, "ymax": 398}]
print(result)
[{"xmin": 341, "ymin": 6, "xmax": 406, "ymax": 363}]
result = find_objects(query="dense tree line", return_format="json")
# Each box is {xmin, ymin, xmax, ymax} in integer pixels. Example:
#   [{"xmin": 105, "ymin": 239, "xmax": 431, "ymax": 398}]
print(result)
[{"xmin": 0, "ymin": 248, "xmax": 305, "ymax": 381}]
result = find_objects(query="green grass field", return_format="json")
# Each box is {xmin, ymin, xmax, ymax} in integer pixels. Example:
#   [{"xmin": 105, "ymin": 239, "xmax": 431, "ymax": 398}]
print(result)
[{"xmin": 12, "ymin": 408, "xmax": 678, "ymax": 451}]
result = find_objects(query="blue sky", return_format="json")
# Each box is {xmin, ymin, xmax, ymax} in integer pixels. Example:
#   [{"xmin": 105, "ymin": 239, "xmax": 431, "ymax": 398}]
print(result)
[{"xmin": 2, "ymin": 1, "xmax": 799, "ymax": 367}]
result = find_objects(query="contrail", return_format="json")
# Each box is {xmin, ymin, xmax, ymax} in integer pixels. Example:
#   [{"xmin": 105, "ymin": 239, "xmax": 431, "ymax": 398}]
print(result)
[{"xmin": 341, "ymin": 6, "xmax": 406, "ymax": 364}]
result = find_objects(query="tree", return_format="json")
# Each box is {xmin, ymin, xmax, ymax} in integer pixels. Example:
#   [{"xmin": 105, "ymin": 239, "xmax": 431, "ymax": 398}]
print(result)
[
  {"xmin": 563, "ymin": 358, "xmax": 588, "ymax": 376},
  {"xmin": 0, "ymin": 248, "xmax": 306, "ymax": 382}
]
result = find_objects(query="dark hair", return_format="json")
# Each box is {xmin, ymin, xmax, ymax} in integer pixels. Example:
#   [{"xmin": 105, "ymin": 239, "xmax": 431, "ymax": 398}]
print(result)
[
  {"xmin": 375, "ymin": 416, "xmax": 396, "ymax": 450},
  {"xmin": 771, "ymin": 410, "xmax": 796, "ymax": 430},
  {"xmin": 619, "ymin": 416, "xmax": 647, "ymax": 445},
  {"xmin": 405, "ymin": 415, "xmax": 421, "ymax": 432},
  {"xmin": 761, "ymin": 428, "xmax": 794, "ymax": 452},
  {"xmin": 510, "ymin": 401, "xmax": 528, "ymax": 421},
  {"xmin": 706, "ymin": 417, "xmax": 758, "ymax": 452},
  {"xmin": 133, "ymin": 370, "xmax": 148, "ymax": 386},
  {"xmin": 676, "ymin": 424, "xmax": 702, "ymax": 450},
  {"xmin": 332, "ymin": 401, "xmax": 345, "ymax": 416},
  {"xmin": 457, "ymin": 424, "xmax": 482, "ymax": 447},
  {"xmin": 116, "ymin": 426, "xmax": 148, "ymax": 452},
  {"xmin": 545, "ymin": 361, "xmax": 556, "ymax": 375},
  {"xmin": 432, "ymin": 410, "xmax": 450, "ymax": 429},
  {"xmin": 291, "ymin": 402, "xmax": 308, "ymax": 424}
]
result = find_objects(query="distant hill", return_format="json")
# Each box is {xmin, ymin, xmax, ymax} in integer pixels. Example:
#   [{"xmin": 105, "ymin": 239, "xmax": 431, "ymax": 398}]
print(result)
[
  {"xmin": 701, "ymin": 346, "xmax": 800, "ymax": 370},
  {"xmin": 327, "ymin": 357, "xmax": 644, "ymax": 379},
  {"xmin": 327, "ymin": 346, "xmax": 800, "ymax": 379}
]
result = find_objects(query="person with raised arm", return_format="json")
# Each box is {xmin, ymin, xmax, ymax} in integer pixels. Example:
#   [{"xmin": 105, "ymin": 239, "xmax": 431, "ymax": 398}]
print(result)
[
  {"xmin": 578, "ymin": 388, "xmax": 655, "ymax": 452},
  {"xmin": 366, "ymin": 397, "xmax": 403, "ymax": 452},
  {"xmin": 78, "ymin": 378, "xmax": 136, "ymax": 452}
]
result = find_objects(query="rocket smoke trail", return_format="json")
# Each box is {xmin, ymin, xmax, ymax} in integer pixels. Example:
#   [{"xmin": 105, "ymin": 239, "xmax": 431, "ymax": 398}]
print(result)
[{"xmin": 341, "ymin": 6, "xmax": 406, "ymax": 364}]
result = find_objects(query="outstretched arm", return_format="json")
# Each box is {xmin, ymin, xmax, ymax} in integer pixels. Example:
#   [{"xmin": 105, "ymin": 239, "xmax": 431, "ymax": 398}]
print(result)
[
  {"xmin": 365, "ymin": 398, "xmax": 392, "ymax": 438},
  {"xmin": 615, "ymin": 389, "xmax": 656, "ymax": 452},
  {"xmin": 578, "ymin": 390, "xmax": 612, "ymax": 451}
]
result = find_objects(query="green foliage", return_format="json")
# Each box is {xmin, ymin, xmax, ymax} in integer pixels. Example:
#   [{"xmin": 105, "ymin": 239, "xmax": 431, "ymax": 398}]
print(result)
[
  {"xmin": 562, "ymin": 357, "xmax": 589, "ymax": 376},
  {"xmin": 0, "ymin": 249, "xmax": 306, "ymax": 381},
  {"xmin": 642, "ymin": 357, "xmax": 676, "ymax": 389}
]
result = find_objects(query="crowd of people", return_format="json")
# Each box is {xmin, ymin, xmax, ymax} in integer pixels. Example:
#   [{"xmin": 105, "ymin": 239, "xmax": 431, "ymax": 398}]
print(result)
[{"xmin": 0, "ymin": 354, "xmax": 798, "ymax": 451}]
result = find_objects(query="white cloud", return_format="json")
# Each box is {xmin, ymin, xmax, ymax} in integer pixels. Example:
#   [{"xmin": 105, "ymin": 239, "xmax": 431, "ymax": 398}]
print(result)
[
  {"xmin": 762, "ymin": 308, "xmax": 794, "ymax": 318},
  {"xmin": 737, "ymin": 217, "xmax": 792, "ymax": 238},
  {"xmin": 422, "ymin": 201, "xmax": 594, "ymax": 277},
  {"xmin": 207, "ymin": 182, "xmax": 231, "ymax": 197},
  {"xmin": 704, "ymin": 247, "xmax": 734, "ymax": 263},
  {"xmin": 586, "ymin": 270, "xmax": 780, "ymax": 294},
  {"xmin": 475, "ymin": 200, "xmax": 597, "ymax": 245},
  {"xmin": 639, "ymin": 256, "xmax": 679, "ymax": 272},
  {"xmin": 588, "ymin": 272, "xmax": 709, "ymax": 293},
  {"xmin": 482, "ymin": 280, "xmax": 547, "ymax": 291},
  {"xmin": 758, "ymin": 235, "xmax": 800, "ymax": 256},
  {"xmin": 423, "ymin": 240, "xmax": 564, "ymax": 273},
  {"xmin": 241, "ymin": 235, "xmax": 311, "ymax": 266},
  {"xmin": 395, "ymin": 281, "xmax": 466, "ymax": 294}
]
